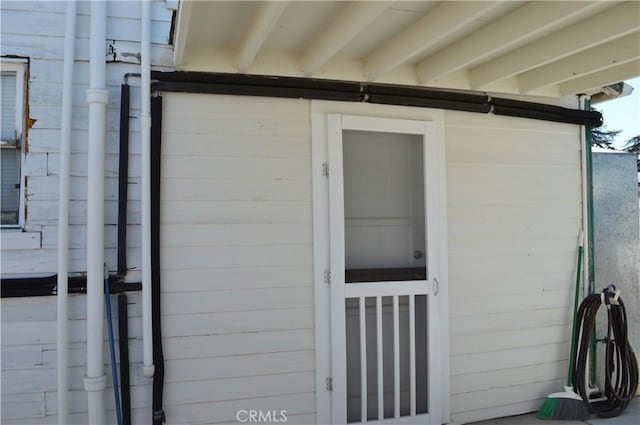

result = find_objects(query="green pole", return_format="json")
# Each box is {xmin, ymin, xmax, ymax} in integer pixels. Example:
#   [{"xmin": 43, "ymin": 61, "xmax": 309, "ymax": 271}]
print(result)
[
  {"xmin": 584, "ymin": 98, "xmax": 597, "ymax": 385},
  {"xmin": 568, "ymin": 243, "xmax": 583, "ymax": 386}
]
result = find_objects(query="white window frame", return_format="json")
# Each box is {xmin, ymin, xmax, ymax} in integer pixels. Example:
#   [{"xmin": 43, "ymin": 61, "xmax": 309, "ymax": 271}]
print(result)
[{"xmin": 1, "ymin": 60, "xmax": 28, "ymax": 229}]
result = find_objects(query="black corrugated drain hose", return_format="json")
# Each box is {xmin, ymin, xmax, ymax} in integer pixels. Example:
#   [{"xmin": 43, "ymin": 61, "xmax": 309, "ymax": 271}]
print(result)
[{"xmin": 573, "ymin": 285, "xmax": 639, "ymax": 418}]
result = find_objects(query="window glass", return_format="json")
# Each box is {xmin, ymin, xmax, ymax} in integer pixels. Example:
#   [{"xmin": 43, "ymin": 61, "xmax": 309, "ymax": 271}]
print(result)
[
  {"xmin": 1, "ymin": 148, "xmax": 20, "ymax": 225},
  {"xmin": 1, "ymin": 66, "xmax": 24, "ymax": 227},
  {"xmin": 1, "ymin": 71, "xmax": 18, "ymax": 143}
]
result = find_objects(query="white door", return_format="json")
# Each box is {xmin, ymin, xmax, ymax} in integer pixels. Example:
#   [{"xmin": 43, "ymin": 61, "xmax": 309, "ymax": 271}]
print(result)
[{"xmin": 327, "ymin": 115, "xmax": 444, "ymax": 424}]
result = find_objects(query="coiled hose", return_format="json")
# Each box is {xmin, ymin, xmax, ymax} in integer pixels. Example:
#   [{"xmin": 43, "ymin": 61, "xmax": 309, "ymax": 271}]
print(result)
[{"xmin": 572, "ymin": 285, "xmax": 639, "ymax": 418}]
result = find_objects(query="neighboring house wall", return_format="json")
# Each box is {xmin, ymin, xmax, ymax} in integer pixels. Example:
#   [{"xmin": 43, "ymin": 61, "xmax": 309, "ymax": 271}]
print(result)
[
  {"xmin": 592, "ymin": 152, "xmax": 640, "ymax": 371},
  {"xmin": 1, "ymin": 294, "xmax": 151, "ymax": 424},
  {"xmin": 0, "ymin": 0, "xmax": 172, "ymax": 275},
  {"xmin": 1, "ymin": 1, "xmax": 172, "ymax": 423}
]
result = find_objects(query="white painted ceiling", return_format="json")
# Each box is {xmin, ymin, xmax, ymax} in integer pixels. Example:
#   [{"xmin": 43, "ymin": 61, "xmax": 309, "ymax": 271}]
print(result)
[{"xmin": 173, "ymin": 1, "xmax": 640, "ymax": 98}]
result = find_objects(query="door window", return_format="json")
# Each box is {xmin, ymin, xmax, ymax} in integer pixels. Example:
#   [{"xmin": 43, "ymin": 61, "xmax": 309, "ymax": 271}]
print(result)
[{"xmin": 343, "ymin": 130, "xmax": 426, "ymax": 283}]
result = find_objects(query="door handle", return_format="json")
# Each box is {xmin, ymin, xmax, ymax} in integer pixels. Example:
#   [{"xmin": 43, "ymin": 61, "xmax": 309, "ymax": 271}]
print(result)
[{"xmin": 433, "ymin": 277, "xmax": 439, "ymax": 296}]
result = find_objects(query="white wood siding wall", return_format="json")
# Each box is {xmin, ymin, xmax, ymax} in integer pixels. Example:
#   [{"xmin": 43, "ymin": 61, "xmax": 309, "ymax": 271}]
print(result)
[
  {"xmin": 157, "ymin": 95, "xmax": 581, "ymax": 424},
  {"xmin": 159, "ymin": 93, "xmax": 316, "ymax": 424},
  {"xmin": 1, "ymin": 294, "xmax": 153, "ymax": 424},
  {"xmin": 0, "ymin": 0, "xmax": 172, "ymax": 277},
  {"xmin": 1, "ymin": 1, "xmax": 172, "ymax": 423},
  {"xmin": 445, "ymin": 112, "xmax": 582, "ymax": 424}
]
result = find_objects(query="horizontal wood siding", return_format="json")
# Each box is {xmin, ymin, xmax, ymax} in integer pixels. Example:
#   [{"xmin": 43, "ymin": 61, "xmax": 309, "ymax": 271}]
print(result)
[
  {"xmin": 160, "ymin": 93, "xmax": 315, "ymax": 424},
  {"xmin": 1, "ymin": 293, "xmax": 150, "ymax": 424},
  {"xmin": 1, "ymin": 1, "xmax": 172, "ymax": 423},
  {"xmin": 445, "ymin": 111, "xmax": 582, "ymax": 424}
]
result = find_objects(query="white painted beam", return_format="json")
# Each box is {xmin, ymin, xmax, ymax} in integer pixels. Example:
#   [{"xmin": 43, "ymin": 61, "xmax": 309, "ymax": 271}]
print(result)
[
  {"xmin": 470, "ymin": 2, "xmax": 640, "ymax": 88},
  {"xmin": 417, "ymin": 1, "xmax": 602, "ymax": 84},
  {"xmin": 237, "ymin": 1, "xmax": 289, "ymax": 73},
  {"xmin": 519, "ymin": 32, "xmax": 640, "ymax": 93},
  {"xmin": 173, "ymin": 0, "xmax": 194, "ymax": 69},
  {"xmin": 559, "ymin": 60, "xmax": 640, "ymax": 96},
  {"xmin": 364, "ymin": 1, "xmax": 501, "ymax": 81},
  {"xmin": 302, "ymin": 1, "xmax": 392, "ymax": 76}
]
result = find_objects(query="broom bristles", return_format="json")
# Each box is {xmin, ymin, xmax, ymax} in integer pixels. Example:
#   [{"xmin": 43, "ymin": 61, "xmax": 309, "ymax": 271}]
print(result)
[{"xmin": 537, "ymin": 388, "xmax": 590, "ymax": 421}]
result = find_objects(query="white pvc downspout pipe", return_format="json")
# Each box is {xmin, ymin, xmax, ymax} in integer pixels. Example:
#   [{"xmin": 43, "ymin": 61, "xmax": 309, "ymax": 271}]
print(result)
[
  {"xmin": 56, "ymin": 2, "xmax": 77, "ymax": 423},
  {"xmin": 85, "ymin": 1, "xmax": 108, "ymax": 423},
  {"xmin": 141, "ymin": 0, "xmax": 155, "ymax": 379}
]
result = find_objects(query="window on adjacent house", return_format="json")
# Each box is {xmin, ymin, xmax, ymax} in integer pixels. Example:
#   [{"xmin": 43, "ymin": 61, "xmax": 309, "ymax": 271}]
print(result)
[{"xmin": 1, "ymin": 62, "xmax": 26, "ymax": 227}]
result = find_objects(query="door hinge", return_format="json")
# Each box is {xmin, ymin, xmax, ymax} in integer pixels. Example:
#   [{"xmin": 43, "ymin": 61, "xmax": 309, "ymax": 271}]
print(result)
[
  {"xmin": 324, "ymin": 270, "xmax": 331, "ymax": 284},
  {"xmin": 326, "ymin": 377, "xmax": 333, "ymax": 391},
  {"xmin": 322, "ymin": 162, "xmax": 329, "ymax": 177}
]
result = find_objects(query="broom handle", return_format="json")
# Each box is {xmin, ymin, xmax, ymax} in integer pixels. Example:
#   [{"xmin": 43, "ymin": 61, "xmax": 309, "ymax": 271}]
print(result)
[{"xmin": 567, "ymin": 233, "xmax": 584, "ymax": 386}]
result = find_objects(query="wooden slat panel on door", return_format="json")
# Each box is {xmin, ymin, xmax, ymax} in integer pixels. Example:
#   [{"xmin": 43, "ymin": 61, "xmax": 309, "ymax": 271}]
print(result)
[
  {"xmin": 376, "ymin": 296, "xmax": 384, "ymax": 421},
  {"xmin": 393, "ymin": 295, "xmax": 400, "ymax": 419},
  {"xmin": 409, "ymin": 295, "xmax": 417, "ymax": 416},
  {"xmin": 359, "ymin": 297, "xmax": 367, "ymax": 423},
  {"xmin": 345, "ymin": 281, "xmax": 430, "ymax": 298}
]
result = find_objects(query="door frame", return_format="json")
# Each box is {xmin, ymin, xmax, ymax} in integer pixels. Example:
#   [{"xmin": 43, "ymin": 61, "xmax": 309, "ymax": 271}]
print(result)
[{"xmin": 311, "ymin": 101, "xmax": 450, "ymax": 424}]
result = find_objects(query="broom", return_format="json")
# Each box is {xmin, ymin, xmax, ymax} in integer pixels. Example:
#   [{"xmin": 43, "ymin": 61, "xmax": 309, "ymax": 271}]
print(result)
[{"xmin": 537, "ymin": 231, "xmax": 590, "ymax": 420}]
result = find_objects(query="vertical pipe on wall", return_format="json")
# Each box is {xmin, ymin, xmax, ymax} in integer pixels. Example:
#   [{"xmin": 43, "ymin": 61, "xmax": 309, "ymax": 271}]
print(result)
[
  {"xmin": 579, "ymin": 95, "xmax": 597, "ymax": 387},
  {"xmin": 118, "ymin": 294, "xmax": 132, "ymax": 425},
  {"xmin": 151, "ymin": 95, "xmax": 166, "ymax": 425},
  {"xmin": 584, "ymin": 99, "xmax": 598, "ymax": 386},
  {"xmin": 117, "ymin": 83, "xmax": 130, "ymax": 278},
  {"xmin": 141, "ymin": 0, "xmax": 155, "ymax": 379},
  {"xmin": 57, "ymin": 2, "xmax": 76, "ymax": 423},
  {"xmin": 85, "ymin": 1, "xmax": 108, "ymax": 423},
  {"xmin": 579, "ymin": 96, "xmax": 591, "ymax": 299},
  {"xmin": 584, "ymin": 100, "xmax": 596, "ymax": 298}
]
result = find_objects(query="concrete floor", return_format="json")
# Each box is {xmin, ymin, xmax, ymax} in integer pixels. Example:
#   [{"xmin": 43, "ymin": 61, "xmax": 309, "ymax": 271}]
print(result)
[{"xmin": 468, "ymin": 397, "xmax": 639, "ymax": 425}]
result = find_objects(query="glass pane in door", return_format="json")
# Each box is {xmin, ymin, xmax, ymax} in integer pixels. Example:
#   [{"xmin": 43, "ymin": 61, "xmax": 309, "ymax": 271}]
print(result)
[{"xmin": 342, "ymin": 130, "xmax": 425, "ymax": 283}]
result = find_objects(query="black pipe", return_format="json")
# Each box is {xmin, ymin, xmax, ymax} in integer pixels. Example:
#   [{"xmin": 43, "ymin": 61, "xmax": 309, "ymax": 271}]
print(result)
[
  {"xmin": 150, "ymin": 94, "xmax": 165, "ymax": 425},
  {"xmin": 153, "ymin": 81, "xmax": 362, "ymax": 103},
  {"xmin": 118, "ymin": 294, "xmax": 131, "ymax": 425},
  {"xmin": 118, "ymin": 83, "xmax": 131, "ymax": 277},
  {"xmin": 491, "ymin": 97, "xmax": 603, "ymax": 127},
  {"xmin": 367, "ymin": 82, "xmax": 488, "ymax": 105},
  {"xmin": 0, "ymin": 275, "xmax": 141, "ymax": 298},
  {"xmin": 368, "ymin": 93, "xmax": 491, "ymax": 113},
  {"xmin": 150, "ymin": 71, "xmax": 602, "ymax": 127},
  {"xmin": 152, "ymin": 70, "xmax": 361, "ymax": 93}
]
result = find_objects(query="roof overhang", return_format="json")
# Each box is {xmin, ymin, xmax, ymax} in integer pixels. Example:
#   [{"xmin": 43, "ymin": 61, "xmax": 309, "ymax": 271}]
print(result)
[{"xmin": 172, "ymin": 1, "xmax": 640, "ymax": 99}]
